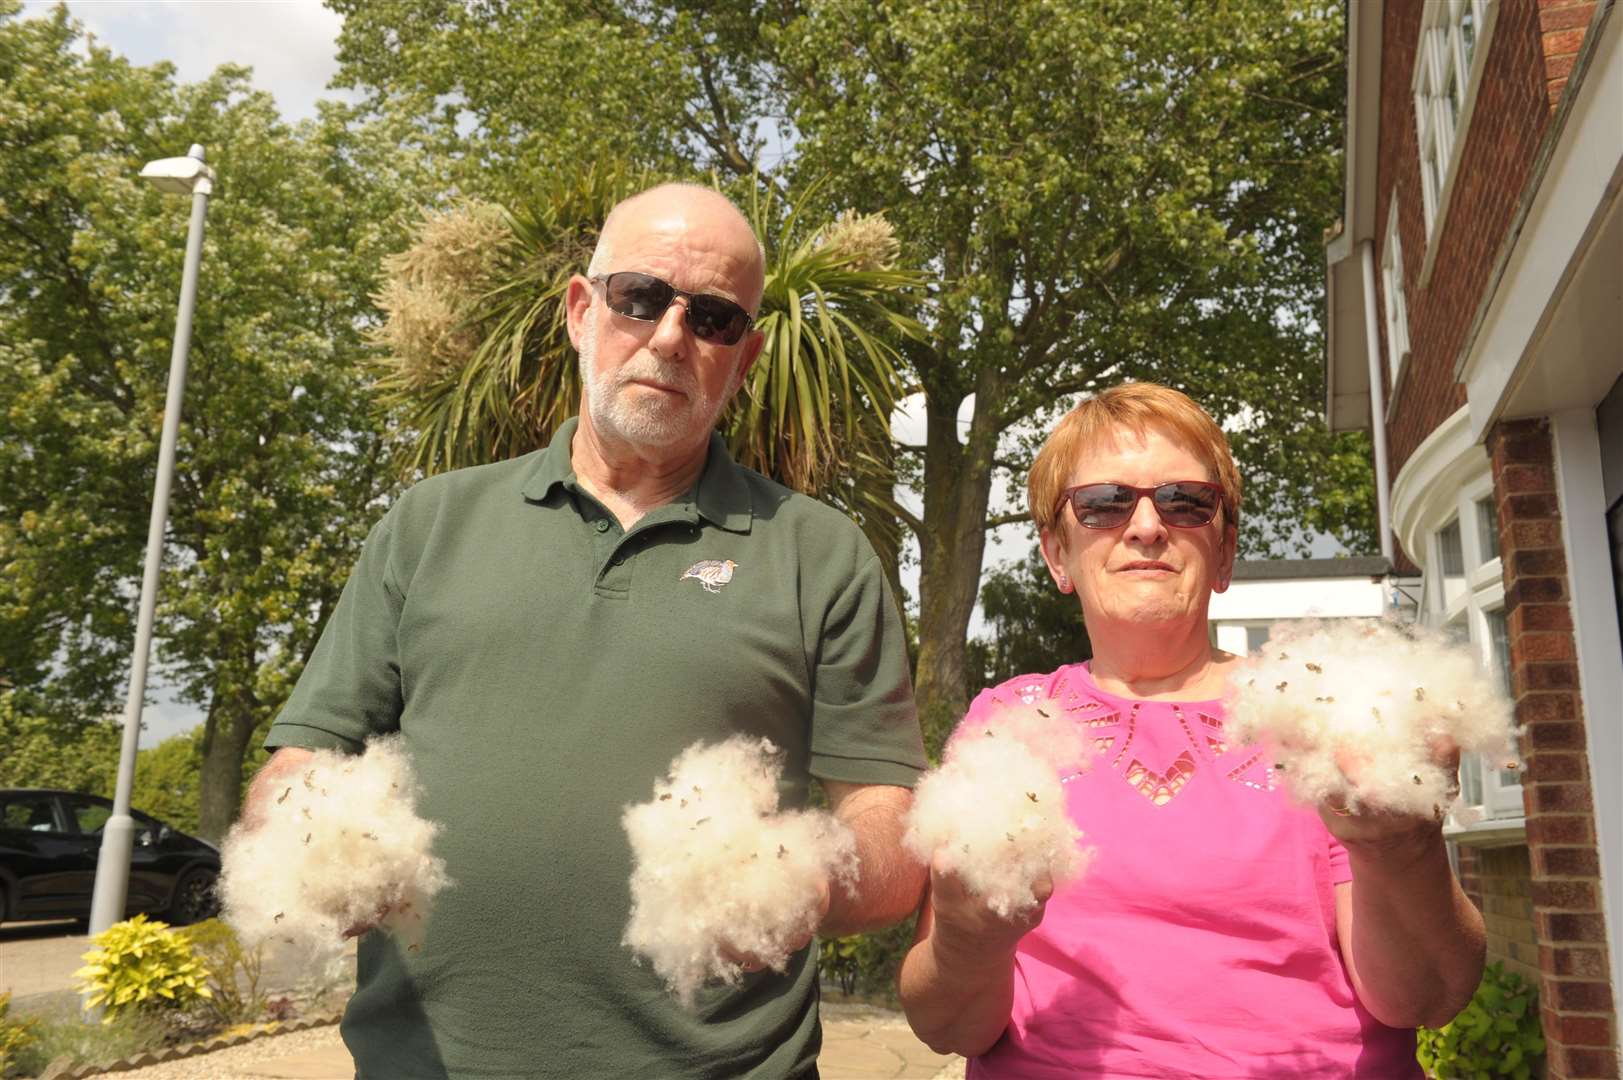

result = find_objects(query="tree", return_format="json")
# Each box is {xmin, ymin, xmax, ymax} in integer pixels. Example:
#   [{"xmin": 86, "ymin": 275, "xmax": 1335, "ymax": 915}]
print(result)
[
  {"xmin": 329, "ymin": 1, "xmax": 1371, "ymax": 734},
  {"xmin": 0, "ymin": 3, "xmax": 432, "ymax": 838},
  {"xmin": 0, "ymin": 689, "xmax": 264, "ymax": 835}
]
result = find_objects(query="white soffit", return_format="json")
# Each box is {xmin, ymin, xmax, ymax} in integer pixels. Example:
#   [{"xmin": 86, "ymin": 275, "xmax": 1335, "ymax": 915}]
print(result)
[
  {"xmin": 1460, "ymin": 12, "xmax": 1623, "ymax": 440},
  {"xmin": 1324, "ymin": 2, "xmax": 1384, "ymax": 432}
]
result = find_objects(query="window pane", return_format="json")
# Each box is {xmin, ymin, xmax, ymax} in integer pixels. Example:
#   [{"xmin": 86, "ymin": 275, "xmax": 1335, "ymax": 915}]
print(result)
[
  {"xmin": 1246, "ymin": 625, "xmax": 1272, "ymax": 654},
  {"xmin": 1477, "ymin": 498, "xmax": 1500, "ymax": 560},
  {"xmin": 1439, "ymin": 519, "xmax": 1466, "ymax": 576},
  {"xmin": 1486, "ymin": 608, "xmax": 1512, "ymax": 696},
  {"xmin": 0, "ymin": 796, "xmax": 59, "ymax": 832},
  {"xmin": 72, "ymin": 800, "xmax": 112, "ymax": 835},
  {"xmin": 1461, "ymin": 7, "xmax": 1478, "ymax": 66},
  {"xmin": 1446, "ymin": 56, "xmax": 1462, "ymax": 123},
  {"xmin": 1460, "ymin": 752, "xmax": 1485, "ymax": 806}
]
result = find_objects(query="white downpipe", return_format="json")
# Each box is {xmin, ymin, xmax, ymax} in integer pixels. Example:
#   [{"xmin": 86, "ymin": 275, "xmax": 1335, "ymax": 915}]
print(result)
[{"xmin": 1360, "ymin": 241, "xmax": 1396, "ymax": 563}]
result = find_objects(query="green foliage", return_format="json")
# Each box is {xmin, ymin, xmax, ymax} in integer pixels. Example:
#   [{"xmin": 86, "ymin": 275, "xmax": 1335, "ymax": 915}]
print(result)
[
  {"xmin": 817, "ymin": 916, "xmax": 916, "ymax": 1004},
  {"xmin": 0, "ymin": 690, "xmax": 263, "ymax": 836},
  {"xmin": 968, "ymin": 547, "xmax": 1093, "ymax": 691},
  {"xmin": 0, "ymin": 1006, "xmax": 168, "ymax": 1077},
  {"xmin": 179, "ymin": 918, "xmax": 267, "ymax": 1027},
  {"xmin": 0, "ymin": 992, "xmax": 41, "ymax": 1078},
  {"xmin": 1417, "ymin": 962, "xmax": 1546, "ymax": 1079},
  {"xmin": 73, "ymin": 915, "xmax": 213, "ymax": 1021},
  {"xmin": 0, "ymin": 690, "xmax": 121, "ymax": 794}
]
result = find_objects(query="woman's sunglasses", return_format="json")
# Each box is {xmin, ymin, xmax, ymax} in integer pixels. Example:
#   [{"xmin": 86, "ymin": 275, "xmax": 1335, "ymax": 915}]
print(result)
[
  {"xmin": 590, "ymin": 271, "xmax": 754, "ymax": 346},
  {"xmin": 1057, "ymin": 481, "xmax": 1226, "ymax": 530}
]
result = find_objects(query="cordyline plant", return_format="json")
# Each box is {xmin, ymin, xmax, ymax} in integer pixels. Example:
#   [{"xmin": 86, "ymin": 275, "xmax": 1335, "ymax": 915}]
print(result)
[{"xmin": 369, "ymin": 163, "xmax": 926, "ymax": 580}]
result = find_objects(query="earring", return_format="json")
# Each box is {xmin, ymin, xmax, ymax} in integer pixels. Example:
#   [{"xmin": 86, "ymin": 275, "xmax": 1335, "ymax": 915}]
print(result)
[{"xmin": 1058, "ymin": 574, "xmax": 1070, "ymax": 591}]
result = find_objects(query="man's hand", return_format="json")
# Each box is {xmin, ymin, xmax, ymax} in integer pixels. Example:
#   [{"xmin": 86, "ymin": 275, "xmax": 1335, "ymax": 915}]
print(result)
[{"xmin": 722, "ymin": 879, "xmax": 832, "ymax": 973}]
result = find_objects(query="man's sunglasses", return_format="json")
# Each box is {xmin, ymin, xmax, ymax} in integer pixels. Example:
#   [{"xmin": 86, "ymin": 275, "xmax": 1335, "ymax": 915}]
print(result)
[
  {"xmin": 590, "ymin": 271, "xmax": 754, "ymax": 346},
  {"xmin": 1057, "ymin": 481, "xmax": 1226, "ymax": 530}
]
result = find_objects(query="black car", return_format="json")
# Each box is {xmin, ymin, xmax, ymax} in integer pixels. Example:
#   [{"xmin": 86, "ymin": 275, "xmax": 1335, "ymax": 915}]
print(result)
[{"xmin": 0, "ymin": 789, "xmax": 220, "ymax": 927}]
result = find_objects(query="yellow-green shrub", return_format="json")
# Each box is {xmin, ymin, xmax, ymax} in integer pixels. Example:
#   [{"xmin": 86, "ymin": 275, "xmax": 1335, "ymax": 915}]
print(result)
[{"xmin": 73, "ymin": 914, "xmax": 213, "ymax": 1022}]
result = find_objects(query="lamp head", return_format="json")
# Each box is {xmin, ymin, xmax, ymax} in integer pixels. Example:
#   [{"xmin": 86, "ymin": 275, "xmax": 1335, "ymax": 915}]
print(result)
[{"xmin": 140, "ymin": 144, "xmax": 215, "ymax": 196}]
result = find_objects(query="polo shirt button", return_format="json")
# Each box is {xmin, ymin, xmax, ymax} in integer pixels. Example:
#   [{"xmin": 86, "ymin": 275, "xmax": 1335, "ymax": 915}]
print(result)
[{"xmin": 595, "ymin": 520, "xmax": 610, "ymax": 533}]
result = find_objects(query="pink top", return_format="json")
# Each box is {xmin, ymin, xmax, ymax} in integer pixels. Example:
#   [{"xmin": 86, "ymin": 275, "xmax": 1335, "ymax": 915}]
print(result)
[{"xmin": 961, "ymin": 665, "xmax": 1421, "ymax": 1079}]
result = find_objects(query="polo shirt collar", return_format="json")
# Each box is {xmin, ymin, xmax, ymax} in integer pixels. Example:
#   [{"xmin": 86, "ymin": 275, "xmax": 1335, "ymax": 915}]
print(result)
[{"xmin": 519, "ymin": 416, "xmax": 754, "ymax": 534}]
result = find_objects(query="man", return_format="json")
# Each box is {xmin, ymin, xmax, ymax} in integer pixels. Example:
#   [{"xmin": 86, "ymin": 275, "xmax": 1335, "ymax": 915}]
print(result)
[{"xmin": 243, "ymin": 183, "xmax": 928, "ymax": 1077}]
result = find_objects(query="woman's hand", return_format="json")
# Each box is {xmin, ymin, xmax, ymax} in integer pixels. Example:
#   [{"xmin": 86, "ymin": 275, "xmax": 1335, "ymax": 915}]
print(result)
[
  {"xmin": 1322, "ymin": 734, "xmax": 1484, "ymax": 1030},
  {"xmin": 1317, "ymin": 736, "xmax": 1460, "ymax": 853},
  {"xmin": 926, "ymin": 851, "xmax": 1051, "ymax": 968},
  {"xmin": 899, "ymin": 850, "xmax": 1052, "ymax": 1056}
]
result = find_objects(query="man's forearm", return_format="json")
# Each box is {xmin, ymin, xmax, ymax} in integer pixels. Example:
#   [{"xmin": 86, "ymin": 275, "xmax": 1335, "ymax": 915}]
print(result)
[
  {"xmin": 1344, "ymin": 830, "xmax": 1486, "ymax": 1029},
  {"xmin": 819, "ymin": 782, "xmax": 926, "ymax": 937}
]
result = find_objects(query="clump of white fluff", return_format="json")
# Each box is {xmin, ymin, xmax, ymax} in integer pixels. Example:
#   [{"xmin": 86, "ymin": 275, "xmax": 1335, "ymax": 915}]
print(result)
[
  {"xmin": 904, "ymin": 701, "xmax": 1092, "ymax": 917},
  {"xmin": 622, "ymin": 736, "xmax": 859, "ymax": 1007},
  {"xmin": 1226, "ymin": 619, "xmax": 1520, "ymax": 817},
  {"xmin": 220, "ymin": 736, "xmax": 451, "ymax": 963}
]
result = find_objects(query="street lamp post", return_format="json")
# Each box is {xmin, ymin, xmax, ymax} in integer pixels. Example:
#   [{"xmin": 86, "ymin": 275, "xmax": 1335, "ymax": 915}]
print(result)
[{"xmin": 88, "ymin": 145, "xmax": 217, "ymax": 936}]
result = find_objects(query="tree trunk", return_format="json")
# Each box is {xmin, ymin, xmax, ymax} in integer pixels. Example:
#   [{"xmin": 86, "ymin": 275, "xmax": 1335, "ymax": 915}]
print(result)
[
  {"xmin": 911, "ymin": 377, "xmax": 1000, "ymax": 755},
  {"xmin": 196, "ymin": 693, "xmax": 258, "ymax": 842}
]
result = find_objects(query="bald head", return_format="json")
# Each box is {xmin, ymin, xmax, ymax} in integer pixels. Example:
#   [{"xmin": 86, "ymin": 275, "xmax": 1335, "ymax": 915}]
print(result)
[{"xmin": 587, "ymin": 183, "xmax": 766, "ymax": 312}]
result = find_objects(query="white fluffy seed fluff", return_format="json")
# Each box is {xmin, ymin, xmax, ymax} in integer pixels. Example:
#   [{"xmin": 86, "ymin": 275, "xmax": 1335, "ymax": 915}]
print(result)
[
  {"xmin": 1225, "ymin": 619, "xmax": 1520, "ymax": 817},
  {"xmin": 220, "ymin": 736, "xmax": 451, "ymax": 964},
  {"xmin": 904, "ymin": 701, "xmax": 1093, "ymax": 918},
  {"xmin": 621, "ymin": 736, "xmax": 859, "ymax": 1007}
]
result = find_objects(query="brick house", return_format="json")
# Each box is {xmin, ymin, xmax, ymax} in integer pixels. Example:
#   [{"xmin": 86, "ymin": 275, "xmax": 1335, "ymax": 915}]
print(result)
[{"xmin": 1324, "ymin": 1, "xmax": 1621, "ymax": 1075}]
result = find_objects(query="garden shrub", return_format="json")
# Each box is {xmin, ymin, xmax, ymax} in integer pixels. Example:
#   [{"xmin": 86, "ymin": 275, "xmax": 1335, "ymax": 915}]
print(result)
[
  {"xmin": 2, "ymin": 1008, "xmax": 168, "ymax": 1077},
  {"xmin": 0, "ymin": 992, "xmax": 41, "ymax": 1078},
  {"xmin": 818, "ymin": 917, "xmax": 917, "ymax": 1004},
  {"xmin": 73, "ymin": 914, "xmax": 213, "ymax": 1022},
  {"xmin": 180, "ymin": 918, "xmax": 268, "ymax": 1026},
  {"xmin": 1417, "ymin": 962, "xmax": 1546, "ymax": 1079}
]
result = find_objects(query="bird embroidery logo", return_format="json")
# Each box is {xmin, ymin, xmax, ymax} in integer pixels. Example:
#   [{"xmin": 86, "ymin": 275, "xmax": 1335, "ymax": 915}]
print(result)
[{"xmin": 680, "ymin": 559, "xmax": 738, "ymax": 593}]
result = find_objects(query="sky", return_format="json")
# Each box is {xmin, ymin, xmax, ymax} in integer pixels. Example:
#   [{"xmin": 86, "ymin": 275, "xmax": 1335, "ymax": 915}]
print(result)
[{"xmin": 19, "ymin": 0, "xmax": 351, "ymax": 123}]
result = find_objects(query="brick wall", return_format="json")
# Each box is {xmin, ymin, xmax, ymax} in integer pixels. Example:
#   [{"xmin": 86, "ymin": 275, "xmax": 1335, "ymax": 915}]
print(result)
[
  {"xmin": 1539, "ymin": 1, "xmax": 1602, "ymax": 105},
  {"xmin": 1488, "ymin": 416, "xmax": 1618, "ymax": 1080},
  {"xmin": 1374, "ymin": 1, "xmax": 1554, "ymax": 496},
  {"xmin": 1466, "ymin": 845, "xmax": 1542, "ymax": 983}
]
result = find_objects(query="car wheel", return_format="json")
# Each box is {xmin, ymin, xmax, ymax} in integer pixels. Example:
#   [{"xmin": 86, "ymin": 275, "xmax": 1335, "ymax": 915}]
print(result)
[{"xmin": 166, "ymin": 868, "xmax": 219, "ymax": 926}]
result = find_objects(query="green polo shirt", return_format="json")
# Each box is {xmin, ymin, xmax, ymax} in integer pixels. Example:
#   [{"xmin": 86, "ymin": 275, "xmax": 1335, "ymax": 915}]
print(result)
[{"xmin": 263, "ymin": 417, "xmax": 925, "ymax": 1079}]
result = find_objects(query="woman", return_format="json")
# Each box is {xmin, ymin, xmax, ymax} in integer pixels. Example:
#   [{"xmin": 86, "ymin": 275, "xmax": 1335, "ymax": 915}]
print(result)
[{"xmin": 899, "ymin": 383, "xmax": 1484, "ymax": 1077}]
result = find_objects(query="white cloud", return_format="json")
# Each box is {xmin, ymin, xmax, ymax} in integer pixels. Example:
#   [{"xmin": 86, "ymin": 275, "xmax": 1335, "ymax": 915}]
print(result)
[{"xmin": 21, "ymin": 0, "xmax": 352, "ymax": 121}]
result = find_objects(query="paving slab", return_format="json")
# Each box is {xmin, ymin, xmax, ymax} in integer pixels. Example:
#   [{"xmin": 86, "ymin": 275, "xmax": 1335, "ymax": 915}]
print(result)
[
  {"xmin": 0, "ymin": 920, "xmax": 89, "ymax": 1000},
  {"xmin": 114, "ymin": 1007, "xmax": 962, "ymax": 1079}
]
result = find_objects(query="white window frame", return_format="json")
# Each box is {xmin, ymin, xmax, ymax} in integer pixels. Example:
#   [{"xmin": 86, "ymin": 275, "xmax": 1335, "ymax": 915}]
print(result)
[
  {"xmin": 1411, "ymin": 0, "xmax": 1500, "ymax": 282},
  {"xmin": 1429, "ymin": 471, "xmax": 1526, "ymax": 833},
  {"xmin": 1380, "ymin": 198, "xmax": 1412, "ymax": 388}
]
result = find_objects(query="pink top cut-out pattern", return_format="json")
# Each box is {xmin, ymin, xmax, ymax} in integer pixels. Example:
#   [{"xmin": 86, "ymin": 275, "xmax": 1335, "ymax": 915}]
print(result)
[{"xmin": 962, "ymin": 664, "xmax": 1422, "ymax": 1079}]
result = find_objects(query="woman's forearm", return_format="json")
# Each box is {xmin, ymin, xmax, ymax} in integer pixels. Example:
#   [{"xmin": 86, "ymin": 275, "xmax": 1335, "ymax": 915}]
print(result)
[
  {"xmin": 898, "ymin": 930, "xmax": 1018, "ymax": 1056},
  {"xmin": 1342, "ymin": 829, "xmax": 1486, "ymax": 1029}
]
